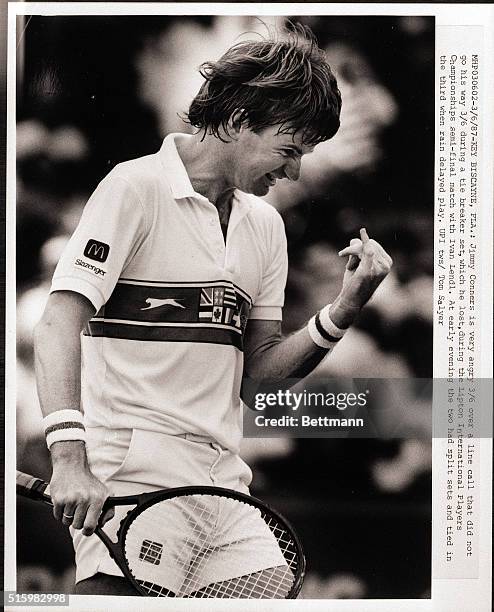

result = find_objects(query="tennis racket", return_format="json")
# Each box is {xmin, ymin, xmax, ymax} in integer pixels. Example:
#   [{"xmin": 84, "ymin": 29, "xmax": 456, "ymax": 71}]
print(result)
[{"xmin": 16, "ymin": 470, "xmax": 305, "ymax": 598}]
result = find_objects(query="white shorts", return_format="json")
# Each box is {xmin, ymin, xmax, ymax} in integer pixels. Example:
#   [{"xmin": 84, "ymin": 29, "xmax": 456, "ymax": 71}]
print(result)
[{"xmin": 72, "ymin": 427, "xmax": 286, "ymax": 591}]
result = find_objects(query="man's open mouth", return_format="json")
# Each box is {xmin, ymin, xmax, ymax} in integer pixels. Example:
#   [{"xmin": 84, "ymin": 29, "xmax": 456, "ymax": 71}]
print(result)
[{"xmin": 265, "ymin": 173, "xmax": 277, "ymax": 186}]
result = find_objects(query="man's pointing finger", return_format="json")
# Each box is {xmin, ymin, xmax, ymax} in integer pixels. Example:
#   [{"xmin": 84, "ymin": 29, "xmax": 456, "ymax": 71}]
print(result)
[{"xmin": 360, "ymin": 227, "xmax": 370, "ymax": 243}]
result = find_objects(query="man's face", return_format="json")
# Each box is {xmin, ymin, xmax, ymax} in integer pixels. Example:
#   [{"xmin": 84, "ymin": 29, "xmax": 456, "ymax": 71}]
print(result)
[{"xmin": 230, "ymin": 124, "xmax": 314, "ymax": 197}]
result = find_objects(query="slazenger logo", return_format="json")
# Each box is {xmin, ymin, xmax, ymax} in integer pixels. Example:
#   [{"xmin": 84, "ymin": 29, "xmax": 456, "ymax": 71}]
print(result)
[
  {"xmin": 141, "ymin": 298, "xmax": 185, "ymax": 311},
  {"xmin": 84, "ymin": 239, "xmax": 110, "ymax": 263},
  {"xmin": 75, "ymin": 258, "xmax": 106, "ymax": 276}
]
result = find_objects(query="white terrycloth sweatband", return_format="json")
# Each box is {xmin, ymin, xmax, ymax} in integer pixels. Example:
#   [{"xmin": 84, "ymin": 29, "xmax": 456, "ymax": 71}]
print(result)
[
  {"xmin": 319, "ymin": 304, "xmax": 347, "ymax": 339},
  {"xmin": 43, "ymin": 409, "xmax": 86, "ymax": 450},
  {"xmin": 308, "ymin": 304, "xmax": 348, "ymax": 349},
  {"xmin": 308, "ymin": 315, "xmax": 334, "ymax": 348}
]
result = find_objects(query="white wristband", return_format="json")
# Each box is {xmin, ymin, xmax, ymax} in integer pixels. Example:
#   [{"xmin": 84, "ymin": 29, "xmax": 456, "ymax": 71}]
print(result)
[
  {"xmin": 319, "ymin": 304, "xmax": 347, "ymax": 339},
  {"xmin": 43, "ymin": 409, "xmax": 86, "ymax": 450},
  {"xmin": 307, "ymin": 304, "xmax": 348, "ymax": 349},
  {"xmin": 308, "ymin": 315, "xmax": 335, "ymax": 349}
]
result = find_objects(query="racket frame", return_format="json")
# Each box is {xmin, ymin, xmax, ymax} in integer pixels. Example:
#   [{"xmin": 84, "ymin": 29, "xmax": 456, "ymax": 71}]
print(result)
[{"xmin": 17, "ymin": 473, "xmax": 306, "ymax": 599}]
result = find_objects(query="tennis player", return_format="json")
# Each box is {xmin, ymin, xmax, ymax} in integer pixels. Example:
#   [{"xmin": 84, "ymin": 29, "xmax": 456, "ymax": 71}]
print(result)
[{"xmin": 34, "ymin": 26, "xmax": 392, "ymax": 596}]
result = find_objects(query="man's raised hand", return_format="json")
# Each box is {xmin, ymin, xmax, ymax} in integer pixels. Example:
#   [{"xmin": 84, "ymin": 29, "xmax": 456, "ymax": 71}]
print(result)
[{"xmin": 337, "ymin": 228, "xmax": 393, "ymax": 311}]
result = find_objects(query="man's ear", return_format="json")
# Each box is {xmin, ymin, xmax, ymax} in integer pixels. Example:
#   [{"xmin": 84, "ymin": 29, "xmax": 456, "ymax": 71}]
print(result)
[{"xmin": 229, "ymin": 108, "xmax": 247, "ymax": 135}]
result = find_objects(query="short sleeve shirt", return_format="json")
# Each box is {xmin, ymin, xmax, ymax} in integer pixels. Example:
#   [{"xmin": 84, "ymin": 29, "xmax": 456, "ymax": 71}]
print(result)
[{"xmin": 51, "ymin": 133, "xmax": 288, "ymax": 452}]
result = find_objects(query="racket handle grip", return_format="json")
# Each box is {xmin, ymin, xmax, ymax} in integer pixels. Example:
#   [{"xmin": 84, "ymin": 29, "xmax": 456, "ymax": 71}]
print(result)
[{"xmin": 16, "ymin": 470, "xmax": 51, "ymax": 503}]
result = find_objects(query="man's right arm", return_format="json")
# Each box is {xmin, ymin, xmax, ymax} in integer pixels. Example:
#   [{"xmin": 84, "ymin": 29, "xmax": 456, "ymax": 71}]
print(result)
[{"xmin": 34, "ymin": 290, "xmax": 109, "ymax": 535}]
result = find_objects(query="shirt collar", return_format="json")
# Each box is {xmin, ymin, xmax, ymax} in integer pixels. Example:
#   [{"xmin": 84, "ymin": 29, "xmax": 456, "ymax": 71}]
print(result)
[
  {"xmin": 158, "ymin": 133, "xmax": 253, "ymax": 219},
  {"xmin": 158, "ymin": 133, "xmax": 200, "ymax": 200}
]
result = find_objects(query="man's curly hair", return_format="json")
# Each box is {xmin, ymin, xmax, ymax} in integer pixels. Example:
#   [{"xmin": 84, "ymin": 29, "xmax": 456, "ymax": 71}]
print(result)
[{"xmin": 184, "ymin": 25, "xmax": 342, "ymax": 146}]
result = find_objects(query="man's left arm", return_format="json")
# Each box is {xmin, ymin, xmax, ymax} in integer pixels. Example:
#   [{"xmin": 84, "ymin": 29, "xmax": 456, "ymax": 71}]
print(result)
[{"xmin": 244, "ymin": 228, "xmax": 392, "ymax": 380}]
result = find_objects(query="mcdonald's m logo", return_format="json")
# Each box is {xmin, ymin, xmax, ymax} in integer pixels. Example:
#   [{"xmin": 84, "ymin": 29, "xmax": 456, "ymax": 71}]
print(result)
[{"xmin": 84, "ymin": 239, "xmax": 110, "ymax": 263}]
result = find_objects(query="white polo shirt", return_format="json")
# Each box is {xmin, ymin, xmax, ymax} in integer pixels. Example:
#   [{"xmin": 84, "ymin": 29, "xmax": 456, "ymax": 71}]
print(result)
[{"xmin": 51, "ymin": 133, "xmax": 288, "ymax": 453}]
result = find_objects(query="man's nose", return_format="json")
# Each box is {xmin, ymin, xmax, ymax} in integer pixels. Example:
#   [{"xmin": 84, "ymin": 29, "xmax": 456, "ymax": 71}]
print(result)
[{"xmin": 284, "ymin": 156, "xmax": 301, "ymax": 181}]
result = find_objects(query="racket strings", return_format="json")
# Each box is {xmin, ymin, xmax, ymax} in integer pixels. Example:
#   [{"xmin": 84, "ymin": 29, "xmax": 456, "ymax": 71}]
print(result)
[
  {"xmin": 220, "ymin": 515, "xmax": 296, "ymax": 600},
  {"xmin": 123, "ymin": 493, "xmax": 299, "ymax": 598},
  {"xmin": 192, "ymin": 565, "xmax": 294, "ymax": 599},
  {"xmin": 126, "ymin": 495, "xmax": 223, "ymax": 596},
  {"xmin": 157, "ymin": 497, "xmax": 218, "ymax": 594}
]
